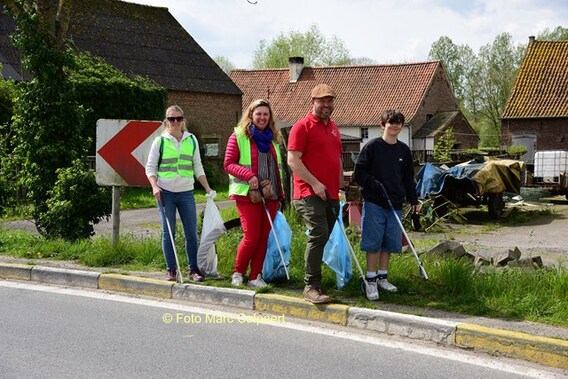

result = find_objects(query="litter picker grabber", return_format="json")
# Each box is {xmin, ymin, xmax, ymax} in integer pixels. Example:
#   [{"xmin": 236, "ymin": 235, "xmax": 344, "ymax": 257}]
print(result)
[
  {"xmin": 325, "ymin": 191, "xmax": 378, "ymax": 301},
  {"xmin": 376, "ymin": 182, "xmax": 429, "ymax": 280},
  {"xmin": 158, "ymin": 200, "xmax": 183, "ymax": 283},
  {"xmin": 260, "ymin": 192, "xmax": 290, "ymax": 280}
]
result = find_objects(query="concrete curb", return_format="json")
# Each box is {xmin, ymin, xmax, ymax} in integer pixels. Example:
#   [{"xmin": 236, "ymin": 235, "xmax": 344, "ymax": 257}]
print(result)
[
  {"xmin": 1, "ymin": 262, "xmax": 567, "ymax": 370},
  {"xmin": 0, "ymin": 263, "xmax": 32, "ymax": 281},
  {"xmin": 99, "ymin": 273, "xmax": 173, "ymax": 298},
  {"xmin": 347, "ymin": 307, "xmax": 458, "ymax": 346},
  {"xmin": 173, "ymin": 283, "xmax": 254, "ymax": 309},
  {"xmin": 456, "ymin": 323, "xmax": 568, "ymax": 370},
  {"xmin": 254, "ymin": 293, "xmax": 349, "ymax": 325},
  {"xmin": 31, "ymin": 266, "xmax": 100, "ymax": 289}
]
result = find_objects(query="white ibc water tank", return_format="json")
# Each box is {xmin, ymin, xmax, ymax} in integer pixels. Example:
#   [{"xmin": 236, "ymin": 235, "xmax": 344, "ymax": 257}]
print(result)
[{"xmin": 534, "ymin": 150, "xmax": 568, "ymax": 183}]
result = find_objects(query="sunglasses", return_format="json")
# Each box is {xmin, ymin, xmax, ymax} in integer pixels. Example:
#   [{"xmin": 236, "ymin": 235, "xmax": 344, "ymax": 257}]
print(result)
[{"xmin": 167, "ymin": 116, "xmax": 184, "ymax": 122}]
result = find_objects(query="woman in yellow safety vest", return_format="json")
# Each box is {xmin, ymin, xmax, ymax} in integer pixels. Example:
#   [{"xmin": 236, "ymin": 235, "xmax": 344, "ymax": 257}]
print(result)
[
  {"xmin": 224, "ymin": 99, "xmax": 284, "ymax": 288},
  {"xmin": 146, "ymin": 105, "xmax": 214, "ymax": 282}
]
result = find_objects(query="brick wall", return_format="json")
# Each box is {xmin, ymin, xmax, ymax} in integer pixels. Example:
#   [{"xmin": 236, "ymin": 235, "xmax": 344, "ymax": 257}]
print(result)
[
  {"xmin": 447, "ymin": 114, "xmax": 479, "ymax": 149},
  {"xmin": 502, "ymin": 118, "xmax": 568, "ymax": 150},
  {"xmin": 411, "ymin": 66, "xmax": 459, "ymax": 134},
  {"xmin": 167, "ymin": 91, "xmax": 242, "ymax": 185}
]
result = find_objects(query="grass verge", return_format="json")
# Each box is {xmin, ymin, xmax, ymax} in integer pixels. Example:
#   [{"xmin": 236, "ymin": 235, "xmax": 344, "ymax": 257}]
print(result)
[{"xmin": 1, "ymin": 203, "xmax": 567, "ymax": 328}]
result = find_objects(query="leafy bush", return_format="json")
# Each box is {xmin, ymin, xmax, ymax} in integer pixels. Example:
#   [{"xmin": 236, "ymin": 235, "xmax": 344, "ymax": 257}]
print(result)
[
  {"xmin": 0, "ymin": 76, "xmax": 21, "ymax": 216},
  {"xmin": 8, "ymin": 8, "xmax": 90, "ymax": 228},
  {"xmin": 37, "ymin": 160, "xmax": 112, "ymax": 240},
  {"xmin": 201, "ymin": 159, "xmax": 226, "ymax": 188},
  {"xmin": 69, "ymin": 51, "xmax": 167, "ymax": 154},
  {"xmin": 433, "ymin": 127, "xmax": 455, "ymax": 163},
  {"xmin": 0, "ymin": 74, "xmax": 16, "ymax": 126}
]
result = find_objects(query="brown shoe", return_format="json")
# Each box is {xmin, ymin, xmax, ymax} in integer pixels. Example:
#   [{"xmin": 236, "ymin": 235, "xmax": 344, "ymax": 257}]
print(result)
[{"xmin": 303, "ymin": 286, "xmax": 331, "ymax": 304}]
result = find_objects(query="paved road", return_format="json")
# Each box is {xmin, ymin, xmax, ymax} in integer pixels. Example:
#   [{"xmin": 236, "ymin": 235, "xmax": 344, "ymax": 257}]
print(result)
[
  {"xmin": 2, "ymin": 200, "xmax": 568, "ymax": 347},
  {"xmin": 0, "ymin": 282, "xmax": 556, "ymax": 379}
]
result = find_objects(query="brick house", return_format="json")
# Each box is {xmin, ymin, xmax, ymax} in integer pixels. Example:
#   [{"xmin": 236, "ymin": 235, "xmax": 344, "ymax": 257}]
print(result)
[
  {"xmin": 230, "ymin": 57, "xmax": 478, "ymax": 163},
  {"xmin": 501, "ymin": 37, "xmax": 568, "ymax": 164},
  {"xmin": 0, "ymin": 0, "xmax": 241, "ymax": 177}
]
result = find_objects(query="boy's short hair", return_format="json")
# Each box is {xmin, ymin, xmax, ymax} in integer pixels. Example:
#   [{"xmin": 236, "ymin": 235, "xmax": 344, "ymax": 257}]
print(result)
[{"xmin": 380, "ymin": 109, "xmax": 405, "ymax": 126}]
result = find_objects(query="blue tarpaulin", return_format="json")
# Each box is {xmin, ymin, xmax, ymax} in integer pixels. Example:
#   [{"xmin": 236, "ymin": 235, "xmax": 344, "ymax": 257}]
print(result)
[{"xmin": 416, "ymin": 160, "xmax": 525, "ymax": 199}]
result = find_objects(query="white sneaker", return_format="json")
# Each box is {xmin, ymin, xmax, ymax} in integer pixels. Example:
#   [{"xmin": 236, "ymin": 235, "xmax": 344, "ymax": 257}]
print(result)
[
  {"xmin": 363, "ymin": 277, "xmax": 379, "ymax": 301},
  {"xmin": 231, "ymin": 272, "xmax": 243, "ymax": 286},
  {"xmin": 247, "ymin": 274, "xmax": 268, "ymax": 288},
  {"xmin": 378, "ymin": 278, "xmax": 398, "ymax": 292}
]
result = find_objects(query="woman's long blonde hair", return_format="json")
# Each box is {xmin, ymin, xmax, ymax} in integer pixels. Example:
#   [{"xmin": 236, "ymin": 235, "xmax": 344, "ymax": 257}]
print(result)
[
  {"xmin": 236, "ymin": 99, "xmax": 281, "ymax": 143},
  {"xmin": 163, "ymin": 105, "xmax": 188, "ymax": 132}
]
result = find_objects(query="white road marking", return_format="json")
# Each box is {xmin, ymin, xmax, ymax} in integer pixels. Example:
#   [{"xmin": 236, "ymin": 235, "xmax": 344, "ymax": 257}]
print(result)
[{"xmin": 0, "ymin": 280, "xmax": 563, "ymax": 378}]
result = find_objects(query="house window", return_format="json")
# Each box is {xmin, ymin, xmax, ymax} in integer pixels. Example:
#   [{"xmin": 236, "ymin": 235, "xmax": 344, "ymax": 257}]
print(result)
[
  {"xmin": 361, "ymin": 127, "xmax": 369, "ymax": 139},
  {"xmin": 201, "ymin": 138, "xmax": 220, "ymax": 157}
]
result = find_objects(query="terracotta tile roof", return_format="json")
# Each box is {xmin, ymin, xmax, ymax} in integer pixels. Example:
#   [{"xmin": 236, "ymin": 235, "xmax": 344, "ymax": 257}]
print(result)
[
  {"xmin": 502, "ymin": 40, "xmax": 568, "ymax": 119},
  {"xmin": 230, "ymin": 61, "xmax": 442, "ymax": 126}
]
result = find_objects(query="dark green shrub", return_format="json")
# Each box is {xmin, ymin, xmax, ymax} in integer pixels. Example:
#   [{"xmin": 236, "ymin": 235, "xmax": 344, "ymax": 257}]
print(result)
[
  {"xmin": 38, "ymin": 159, "xmax": 112, "ymax": 240},
  {"xmin": 201, "ymin": 159, "xmax": 226, "ymax": 188},
  {"xmin": 69, "ymin": 51, "xmax": 167, "ymax": 154},
  {"xmin": 0, "ymin": 74, "xmax": 16, "ymax": 126}
]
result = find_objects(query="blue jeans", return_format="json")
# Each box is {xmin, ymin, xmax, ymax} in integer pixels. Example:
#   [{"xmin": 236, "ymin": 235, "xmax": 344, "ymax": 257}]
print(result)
[
  {"xmin": 157, "ymin": 189, "xmax": 198, "ymax": 271},
  {"xmin": 360, "ymin": 201, "xmax": 403, "ymax": 254}
]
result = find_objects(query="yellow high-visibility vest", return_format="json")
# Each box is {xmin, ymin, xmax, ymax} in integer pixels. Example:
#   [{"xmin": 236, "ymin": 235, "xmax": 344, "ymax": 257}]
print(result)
[
  {"xmin": 228, "ymin": 128, "xmax": 283, "ymax": 196},
  {"xmin": 157, "ymin": 135, "xmax": 196, "ymax": 179}
]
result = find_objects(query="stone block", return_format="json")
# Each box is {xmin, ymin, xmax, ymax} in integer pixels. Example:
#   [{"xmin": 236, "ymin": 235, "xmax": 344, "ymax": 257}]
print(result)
[{"xmin": 495, "ymin": 247, "xmax": 522, "ymax": 266}]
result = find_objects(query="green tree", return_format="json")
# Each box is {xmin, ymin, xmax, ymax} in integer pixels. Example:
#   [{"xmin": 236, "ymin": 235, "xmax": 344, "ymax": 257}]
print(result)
[
  {"xmin": 214, "ymin": 55, "xmax": 236, "ymax": 73},
  {"xmin": 0, "ymin": 73, "xmax": 18, "ymax": 214},
  {"xmin": 429, "ymin": 37, "xmax": 464, "ymax": 102},
  {"xmin": 3, "ymin": 0, "xmax": 74, "ymax": 50},
  {"xmin": 5, "ymin": 0, "xmax": 88, "ymax": 219},
  {"xmin": 429, "ymin": 33, "xmax": 524, "ymax": 148},
  {"xmin": 537, "ymin": 26, "xmax": 568, "ymax": 40},
  {"xmin": 433, "ymin": 127, "xmax": 455, "ymax": 163},
  {"xmin": 350, "ymin": 56, "xmax": 377, "ymax": 65},
  {"xmin": 0, "ymin": 74, "xmax": 16, "ymax": 126},
  {"xmin": 428, "ymin": 37, "xmax": 480, "ymax": 120},
  {"xmin": 474, "ymin": 33, "xmax": 524, "ymax": 147},
  {"xmin": 252, "ymin": 24, "xmax": 351, "ymax": 68},
  {"xmin": 2, "ymin": 1, "xmax": 164, "ymax": 236}
]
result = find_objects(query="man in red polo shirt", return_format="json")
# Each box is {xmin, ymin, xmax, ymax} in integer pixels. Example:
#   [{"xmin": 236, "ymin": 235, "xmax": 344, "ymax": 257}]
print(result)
[{"xmin": 288, "ymin": 83, "xmax": 343, "ymax": 304}]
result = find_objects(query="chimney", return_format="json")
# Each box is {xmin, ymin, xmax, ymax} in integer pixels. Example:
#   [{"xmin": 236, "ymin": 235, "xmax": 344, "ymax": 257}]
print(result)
[
  {"xmin": 288, "ymin": 57, "xmax": 304, "ymax": 83},
  {"xmin": 529, "ymin": 36, "xmax": 535, "ymax": 44}
]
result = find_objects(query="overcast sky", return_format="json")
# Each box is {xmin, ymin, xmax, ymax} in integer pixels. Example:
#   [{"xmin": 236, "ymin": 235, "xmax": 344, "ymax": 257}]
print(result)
[{"xmin": 129, "ymin": 0, "xmax": 567, "ymax": 68}]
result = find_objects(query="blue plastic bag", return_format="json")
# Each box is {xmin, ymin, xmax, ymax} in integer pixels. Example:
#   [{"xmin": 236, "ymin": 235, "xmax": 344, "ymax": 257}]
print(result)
[
  {"xmin": 323, "ymin": 202, "xmax": 353, "ymax": 289},
  {"xmin": 262, "ymin": 211, "xmax": 291, "ymax": 283}
]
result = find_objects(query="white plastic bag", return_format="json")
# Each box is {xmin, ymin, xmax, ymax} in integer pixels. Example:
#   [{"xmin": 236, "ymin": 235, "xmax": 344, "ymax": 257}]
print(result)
[{"xmin": 197, "ymin": 197, "xmax": 226, "ymax": 277}]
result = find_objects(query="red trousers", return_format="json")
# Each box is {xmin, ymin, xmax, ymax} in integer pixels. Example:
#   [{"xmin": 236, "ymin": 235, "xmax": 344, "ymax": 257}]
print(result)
[{"xmin": 234, "ymin": 200, "xmax": 279, "ymax": 279}]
